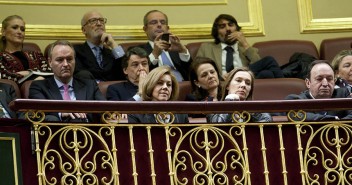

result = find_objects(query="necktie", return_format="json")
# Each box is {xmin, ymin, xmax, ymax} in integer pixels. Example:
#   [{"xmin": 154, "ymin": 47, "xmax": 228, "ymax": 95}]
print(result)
[
  {"xmin": 63, "ymin": 84, "xmax": 71, "ymax": 100},
  {"xmin": 225, "ymin": 46, "xmax": 234, "ymax": 73},
  {"xmin": 93, "ymin": 46, "xmax": 103, "ymax": 68},
  {"xmin": 160, "ymin": 51, "xmax": 183, "ymax": 82}
]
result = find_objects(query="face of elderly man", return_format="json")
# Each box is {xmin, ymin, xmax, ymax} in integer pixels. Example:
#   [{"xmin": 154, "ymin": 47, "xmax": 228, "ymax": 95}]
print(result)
[{"xmin": 306, "ymin": 63, "xmax": 335, "ymax": 99}]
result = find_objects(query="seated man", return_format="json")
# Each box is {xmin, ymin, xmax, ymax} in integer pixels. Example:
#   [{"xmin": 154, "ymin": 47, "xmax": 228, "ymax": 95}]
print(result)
[
  {"xmin": 138, "ymin": 10, "xmax": 191, "ymax": 82},
  {"xmin": 197, "ymin": 14, "xmax": 283, "ymax": 79},
  {"xmin": 29, "ymin": 40, "xmax": 105, "ymax": 122},
  {"xmin": 286, "ymin": 60, "xmax": 352, "ymax": 121},
  {"xmin": 106, "ymin": 47, "xmax": 149, "ymax": 101},
  {"xmin": 0, "ymin": 82, "xmax": 17, "ymax": 118},
  {"xmin": 74, "ymin": 10, "xmax": 125, "ymax": 81}
]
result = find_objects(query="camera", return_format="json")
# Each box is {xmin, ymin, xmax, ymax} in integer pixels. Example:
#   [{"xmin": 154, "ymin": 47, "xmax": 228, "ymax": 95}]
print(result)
[{"xmin": 161, "ymin": 33, "xmax": 170, "ymax": 42}]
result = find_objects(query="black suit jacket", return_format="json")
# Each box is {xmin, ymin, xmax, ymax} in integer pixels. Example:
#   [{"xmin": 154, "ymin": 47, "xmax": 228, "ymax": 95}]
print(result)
[
  {"xmin": 138, "ymin": 43, "xmax": 191, "ymax": 80},
  {"xmin": 29, "ymin": 77, "xmax": 106, "ymax": 122},
  {"xmin": 74, "ymin": 42, "xmax": 125, "ymax": 81},
  {"xmin": 285, "ymin": 88, "xmax": 352, "ymax": 121},
  {"xmin": 128, "ymin": 113, "xmax": 189, "ymax": 123},
  {"xmin": 106, "ymin": 80, "xmax": 138, "ymax": 101},
  {"xmin": 0, "ymin": 83, "xmax": 17, "ymax": 118}
]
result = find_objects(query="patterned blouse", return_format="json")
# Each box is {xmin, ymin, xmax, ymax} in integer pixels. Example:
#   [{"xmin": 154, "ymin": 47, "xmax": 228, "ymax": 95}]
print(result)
[{"xmin": 0, "ymin": 51, "xmax": 52, "ymax": 83}]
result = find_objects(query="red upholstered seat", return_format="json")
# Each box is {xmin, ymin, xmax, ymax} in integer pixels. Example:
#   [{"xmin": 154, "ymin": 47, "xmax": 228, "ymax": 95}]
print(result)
[
  {"xmin": 252, "ymin": 78, "xmax": 307, "ymax": 100},
  {"xmin": 23, "ymin": 42, "xmax": 41, "ymax": 53},
  {"xmin": 320, "ymin": 37, "xmax": 352, "ymax": 62},
  {"xmin": 0, "ymin": 79, "xmax": 21, "ymax": 98},
  {"xmin": 185, "ymin": 42, "xmax": 206, "ymax": 61},
  {"xmin": 253, "ymin": 40, "xmax": 319, "ymax": 67}
]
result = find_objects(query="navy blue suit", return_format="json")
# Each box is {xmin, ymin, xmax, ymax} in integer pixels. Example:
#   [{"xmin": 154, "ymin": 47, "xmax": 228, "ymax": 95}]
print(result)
[
  {"xmin": 106, "ymin": 80, "xmax": 137, "ymax": 101},
  {"xmin": 74, "ymin": 42, "xmax": 125, "ymax": 81},
  {"xmin": 286, "ymin": 88, "xmax": 352, "ymax": 121},
  {"xmin": 29, "ymin": 77, "xmax": 105, "ymax": 122}
]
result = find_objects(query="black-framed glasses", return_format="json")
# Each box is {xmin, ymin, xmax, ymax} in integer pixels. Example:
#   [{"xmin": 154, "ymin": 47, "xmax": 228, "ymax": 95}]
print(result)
[{"xmin": 83, "ymin": 18, "xmax": 107, "ymax": 26}]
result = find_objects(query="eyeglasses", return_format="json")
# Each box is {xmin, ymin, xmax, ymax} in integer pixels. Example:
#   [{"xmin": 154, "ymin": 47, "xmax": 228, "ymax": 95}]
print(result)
[{"xmin": 83, "ymin": 18, "xmax": 107, "ymax": 26}]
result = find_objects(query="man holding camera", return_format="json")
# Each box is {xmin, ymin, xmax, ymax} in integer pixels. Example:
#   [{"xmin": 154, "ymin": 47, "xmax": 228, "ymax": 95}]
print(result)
[{"xmin": 138, "ymin": 10, "xmax": 191, "ymax": 81}]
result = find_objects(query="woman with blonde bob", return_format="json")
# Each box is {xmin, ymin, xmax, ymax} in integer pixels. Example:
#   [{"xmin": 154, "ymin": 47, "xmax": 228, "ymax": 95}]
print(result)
[
  {"xmin": 207, "ymin": 67, "xmax": 272, "ymax": 123},
  {"xmin": 0, "ymin": 15, "xmax": 52, "ymax": 84},
  {"xmin": 128, "ymin": 66, "xmax": 189, "ymax": 123},
  {"xmin": 331, "ymin": 50, "xmax": 352, "ymax": 92}
]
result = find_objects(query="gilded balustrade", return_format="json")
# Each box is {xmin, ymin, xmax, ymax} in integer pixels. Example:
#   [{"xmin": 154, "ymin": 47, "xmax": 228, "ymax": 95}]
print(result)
[{"xmin": 9, "ymin": 99, "xmax": 352, "ymax": 185}]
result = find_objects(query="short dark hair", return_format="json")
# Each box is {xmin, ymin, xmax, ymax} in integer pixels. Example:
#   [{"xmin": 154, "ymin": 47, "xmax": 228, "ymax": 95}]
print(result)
[
  {"xmin": 211, "ymin": 14, "xmax": 241, "ymax": 44},
  {"xmin": 306, "ymin": 60, "xmax": 333, "ymax": 80},
  {"xmin": 121, "ymin": 47, "xmax": 149, "ymax": 69}
]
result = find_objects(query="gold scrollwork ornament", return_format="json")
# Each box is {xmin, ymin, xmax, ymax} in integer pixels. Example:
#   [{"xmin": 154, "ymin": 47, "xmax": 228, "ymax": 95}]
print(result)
[{"xmin": 231, "ymin": 111, "xmax": 251, "ymax": 123}]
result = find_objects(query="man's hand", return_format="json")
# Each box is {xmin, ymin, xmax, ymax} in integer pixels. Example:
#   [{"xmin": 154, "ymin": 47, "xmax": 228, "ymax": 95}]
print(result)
[
  {"xmin": 152, "ymin": 33, "xmax": 171, "ymax": 58},
  {"xmin": 227, "ymin": 31, "xmax": 250, "ymax": 50},
  {"xmin": 101, "ymin": 33, "xmax": 118, "ymax": 49},
  {"xmin": 62, "ymin": 113, "xmax": 87, "ymax": 120},
  {"xmin": 169, "ymin": 33, "xmax": 187, "ymax": 53}
]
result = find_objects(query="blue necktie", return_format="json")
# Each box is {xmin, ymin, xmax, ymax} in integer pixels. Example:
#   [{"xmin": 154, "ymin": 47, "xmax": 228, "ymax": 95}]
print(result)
[
  {"xmin": 93, "ymin": 46, "xmax": 103, "ymax": 68},
  {"xmin": 161, "ymin": 51, "xmax": 183, "ymax": 82}
]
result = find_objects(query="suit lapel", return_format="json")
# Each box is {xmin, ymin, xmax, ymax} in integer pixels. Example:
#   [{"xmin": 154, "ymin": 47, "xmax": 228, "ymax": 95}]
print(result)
[
  {"xmin": 73, "ymin": 79, "xmax": 86, "ymax": 100},
  {"xmin": 213, "ymin": 44, "xmax": 223, "ymax": 72},
  {"xmin": 83, "ymin": 42, "xmax": 100, "ymax": 68},
  {"xmin": 47, "ymin": 77, "xmax": 64, "ymax": 100}
]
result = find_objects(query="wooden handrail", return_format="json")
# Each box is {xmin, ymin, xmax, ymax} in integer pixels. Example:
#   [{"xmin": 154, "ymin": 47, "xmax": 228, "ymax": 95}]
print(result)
[{"xmin": 9, "ymin": 98, "xmax": 352, "ymax": 114}]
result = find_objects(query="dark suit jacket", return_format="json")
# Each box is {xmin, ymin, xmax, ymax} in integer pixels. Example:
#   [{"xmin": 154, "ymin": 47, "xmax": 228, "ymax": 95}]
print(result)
[
  {"xmin": 106, "ymin": 80, "xmax": 137, "ymax": 101},
  {"xmin": 29, "ymin": 77, "xmax": 106, "ymax": 122},
  {"xmin": 138, "ymin": 42, "xmax": 190, "ymax": 80},
  {"xmin": 74, "ymin": 42, "xmax": 124, "ymax": 81},
  {"xmin": 128, "ymin": 113, "xmax": 189, "ymax": 124},
  {"xmin": 0, "ymin": 83, "xmax": 17, "ymax": 118},
  {"xmin": 285, "ymin": 88, "xmax": 352, "ymax": 121}
]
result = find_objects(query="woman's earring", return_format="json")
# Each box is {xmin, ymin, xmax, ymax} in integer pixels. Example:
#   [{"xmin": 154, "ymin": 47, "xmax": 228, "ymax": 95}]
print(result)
[{"xmin": 198, "ymin": 85, "xmax": 201, "ymax": 88}]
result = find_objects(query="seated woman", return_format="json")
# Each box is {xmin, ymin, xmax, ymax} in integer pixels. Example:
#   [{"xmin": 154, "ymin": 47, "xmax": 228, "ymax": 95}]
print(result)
[
  {"xmin": 187, "ymin": 57, "xmax": 223, "ymax": 101},
  {"xmin": 128, "ymin": 66, "xmax": 189, "ymax": 123},
  {"xmin": 207, "ymin": 67, "xmax": 272, "ymax": 123},
  {"xmin": 0, "ymin": 15, "xmax": 51, "ymax": 84},
  {"xmin": 331, "ymin": 50, "xmax": 352, "ymax": 93},
  {"xmin": 186, "ymin": 57, "xmax": 223, "ymax": 118}
]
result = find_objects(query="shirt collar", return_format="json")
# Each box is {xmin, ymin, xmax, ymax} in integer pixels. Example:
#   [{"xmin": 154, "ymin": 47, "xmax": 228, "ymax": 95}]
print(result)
[
  {"xmin": 54, "ymin": 77, "xmax": 73, "ymax": 88},
  {"xmin": 221, "ymin": 42, "xmax": 238, "ymax": 51},
  {"xmin": 87, "ymin": 41, "xmax": 103, "ymax": 50}
]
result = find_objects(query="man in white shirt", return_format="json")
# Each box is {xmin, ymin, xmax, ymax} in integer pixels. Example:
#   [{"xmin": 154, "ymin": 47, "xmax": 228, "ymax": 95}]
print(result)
[
  {"xmin": 138, "ymin": 10, "xmax": 191, "ymax": 82},
  {"xmin": 197, "ymin": 14, "xmax": 283, "ymax": 80}
]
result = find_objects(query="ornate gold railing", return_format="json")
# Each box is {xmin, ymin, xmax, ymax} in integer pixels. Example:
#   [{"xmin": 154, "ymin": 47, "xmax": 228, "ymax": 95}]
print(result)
[{"xmin": 9, "ymin": 99, "xmax": 352, "ymax": 185}]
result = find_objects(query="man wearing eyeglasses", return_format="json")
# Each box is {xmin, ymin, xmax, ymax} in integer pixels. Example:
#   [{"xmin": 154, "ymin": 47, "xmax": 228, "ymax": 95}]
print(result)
[
  {"xmin": 74, "ymin": 10, "xmax": 125, "ymax": 81},
  {"xmin": 137, "ymin": 10, "xmax": 191, "ymax": 82}
]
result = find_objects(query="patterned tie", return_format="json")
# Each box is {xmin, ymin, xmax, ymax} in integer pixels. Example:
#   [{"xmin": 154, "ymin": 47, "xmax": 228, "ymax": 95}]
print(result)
[
  {"xmin": 225, "ymin": 46, "xmax": 234, "ymax": 72},
  {"xmin": 93, "ymin": 46, "xmax": 103, "ymax": 68},
  {"xmin": 63, "ymin": 84, "xmax": 71, "ymax": 100},
  {"xmin": 160, "ymin": 51, "xmax": 183, "ymax": 82}
]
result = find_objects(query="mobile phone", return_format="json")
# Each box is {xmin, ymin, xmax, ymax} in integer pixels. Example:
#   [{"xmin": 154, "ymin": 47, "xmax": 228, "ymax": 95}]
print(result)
[{"xmin": 161, "ymin": 33, "xmax": 170, "ymax": 42}]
